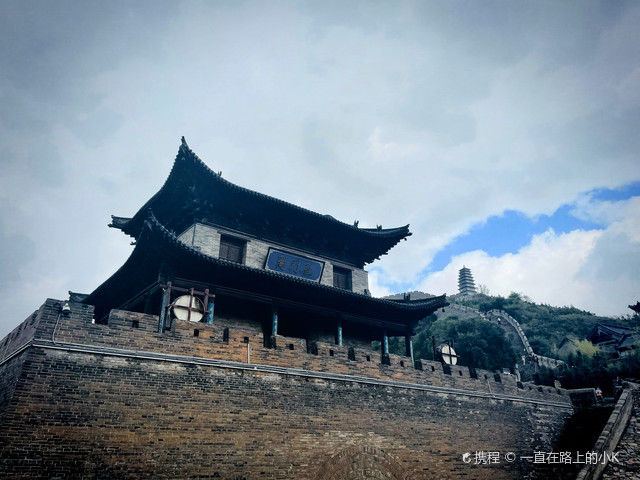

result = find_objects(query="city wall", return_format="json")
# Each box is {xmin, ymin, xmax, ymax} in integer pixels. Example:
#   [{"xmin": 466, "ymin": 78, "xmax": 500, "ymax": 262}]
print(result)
[{"xmin": 0, "ymin": 299, "xmax": 576, "ymax": 479}]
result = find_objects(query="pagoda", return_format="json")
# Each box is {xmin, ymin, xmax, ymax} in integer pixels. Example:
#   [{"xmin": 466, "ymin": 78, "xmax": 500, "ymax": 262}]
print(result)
[
  {"xmin": 457, "ymin": 266, "xmax": 477, "ymax": 296},
  {"xmin": 84, "ymin": 138, "xmax": 447, "ymax": 359}
]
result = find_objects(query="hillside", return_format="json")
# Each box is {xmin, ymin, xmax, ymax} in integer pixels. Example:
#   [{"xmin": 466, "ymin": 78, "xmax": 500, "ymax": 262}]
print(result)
[
  {"xmin": 383, "ymin": 290, "xmax": 639, "ymax": 379},
  {"xmin": 450, "ymin": 292, "xmax": 638, "ymax": 357},
  {"xmin": 385, "ymin": 291, "xmax": 519, "ymax": 371}
]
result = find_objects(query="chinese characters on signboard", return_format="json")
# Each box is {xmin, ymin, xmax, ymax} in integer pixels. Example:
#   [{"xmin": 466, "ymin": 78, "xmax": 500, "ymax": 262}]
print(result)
[{"xmin": 265, "ymin": 249, "xmax": 324, "ymax": 282}]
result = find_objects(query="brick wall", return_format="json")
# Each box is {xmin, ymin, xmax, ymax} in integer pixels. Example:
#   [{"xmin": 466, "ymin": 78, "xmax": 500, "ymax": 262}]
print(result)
[
  {"xmin": 176, "ymin": 224, "xmax": 196, "ymax": 245},
  {"xmin": 0, "ymin": 354, "xmax": 25, "ymax": 427},
  {"xmin": 48, "ymin": 302, "xmax": 569, "ymax": 402},
  {"xmin": 601, "ymin": 386, "xmax": 640, "ymax": 479},
  {"xmin": 0, "ymin": 299, "xmax": 576, "ymax": 479},
  {"xmin": 351, "ymin": 268, "xmax": 369, "ymax": 294}
]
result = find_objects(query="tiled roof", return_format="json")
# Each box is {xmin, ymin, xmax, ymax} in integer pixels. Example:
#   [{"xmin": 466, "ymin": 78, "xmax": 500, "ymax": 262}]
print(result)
[
  {"xmin": 86, "ymin": 213, "xmax": 447, "ymax": 333},
  {"xmin": 110, "ymin": 138, "xmax": 411, "ymax": 266}
]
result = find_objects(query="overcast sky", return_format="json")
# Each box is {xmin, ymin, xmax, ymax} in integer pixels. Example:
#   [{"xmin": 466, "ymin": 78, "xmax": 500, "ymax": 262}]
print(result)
[{"xmin": 1, "ymin": 1, "xmax": 639, "ymax": 337}]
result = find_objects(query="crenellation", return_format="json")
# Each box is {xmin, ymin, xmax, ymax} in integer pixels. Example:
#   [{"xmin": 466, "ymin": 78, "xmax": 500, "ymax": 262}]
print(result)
[{"xmin": 14, "ymin": 300, "xmax": 568, "ymax": 405}]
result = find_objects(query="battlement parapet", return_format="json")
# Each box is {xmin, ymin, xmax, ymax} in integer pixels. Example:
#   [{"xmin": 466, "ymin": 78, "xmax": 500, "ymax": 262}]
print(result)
[{"xmin": 0, "ymin": 299, "xmax": 571, "ymax": 405}]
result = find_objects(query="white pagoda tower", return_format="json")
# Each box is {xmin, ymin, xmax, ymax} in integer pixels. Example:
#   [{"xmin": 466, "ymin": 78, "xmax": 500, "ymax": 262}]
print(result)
[{"xmin": 458, "ymin": 266, "xmax": 477, "ymax": 296}]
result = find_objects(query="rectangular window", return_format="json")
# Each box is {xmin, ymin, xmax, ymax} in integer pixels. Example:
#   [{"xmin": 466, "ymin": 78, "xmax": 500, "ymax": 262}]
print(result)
[
  {"xmin": 219, "ymin": 235, "xmax": 245, "ymax": 264},
  {"xmin": 333, "ymin": 266, "xmax": 352, "ymax": 290}
]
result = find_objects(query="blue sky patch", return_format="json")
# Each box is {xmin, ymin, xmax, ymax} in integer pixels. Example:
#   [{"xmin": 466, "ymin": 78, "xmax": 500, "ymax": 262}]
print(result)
[
  {"xmin": 423, "ymin": 182, "xmax": 640, "ymax": 275},
  {"xmin": 587, "ymin": 181, "xmax": 640, "ymax": 202},
  {"xmin": 426, "ymin": 207, "xmax": 602, "ymax": 273},
  {"xmin": 374, "ymin": 182, "xmax": 640, "ymax": 295}
]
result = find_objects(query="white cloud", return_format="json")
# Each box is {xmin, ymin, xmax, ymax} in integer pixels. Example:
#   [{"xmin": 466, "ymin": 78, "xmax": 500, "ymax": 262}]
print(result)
[
  {"xmin": 367, "ymin": 127, "xmax": 421, "ymax": 163},
  {"xmin": 415, "ymin": 198, "xmax": 640, "ymax": 316},
  {"xmin": 368, "ymin": 269, "xmax": 393, "ymax": 298},
  {"xmin": 570, "ymin": 192, "xmax": 638, "ymax": 227}
]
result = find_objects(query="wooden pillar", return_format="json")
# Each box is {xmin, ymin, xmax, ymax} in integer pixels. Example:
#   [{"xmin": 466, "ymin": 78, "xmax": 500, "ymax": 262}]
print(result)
[
  {"xmin": 206, "ymin": 300, "xmax": 215, "ymax": 325},
  {"xmin": 270, "ymin": 308, "xmax": 278, "ymax": 349},
  {"xmin": 381, "ymin": 329, "xmax": 390, "ymax": 365},
  {"xmin": 158, "ymin": 282, "xmax": 171, "ymax": 333},
  {"xmin": 382, "ymin": 330, "xmax": 389, "ymax": 355},
  {"xmin": 405, "ymin": 335, "xmax": 414, "ymax": 364},
  {"xmin": 204, "ymin": 290, "xmax": 215, "ymax": 325},
  {"xmin": 272, "ymin": 309, "xmax": 278, "ymax": 337},
  {"xmin": 336, "ymin": 319, "xmax": 343, "ymax": 346}
]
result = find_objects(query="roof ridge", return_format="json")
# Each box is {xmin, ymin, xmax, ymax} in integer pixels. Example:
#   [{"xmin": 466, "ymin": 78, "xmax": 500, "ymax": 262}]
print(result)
[
  {"xmin": 599, "ymin": 323, "xmax": 632, "ymax": 330},
  {"xmin": 175, "ymin": 138, "xmax": 410, "ymax": 236}
]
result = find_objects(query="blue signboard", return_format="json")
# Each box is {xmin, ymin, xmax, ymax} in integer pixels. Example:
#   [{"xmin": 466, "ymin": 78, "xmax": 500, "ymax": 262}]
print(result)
[{"xmin": 265, "ymin": 248, "xmax": 324, "ymax": 282}]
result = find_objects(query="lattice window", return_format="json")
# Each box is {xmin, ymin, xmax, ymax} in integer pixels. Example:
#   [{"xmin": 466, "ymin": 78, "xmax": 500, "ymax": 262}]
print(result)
[
  {"xmin": 333, "ymin": 266, "xmax": 352, "ymax": 290},
  {"xmin": 219, "ymin": 235, "xmax": 245, "ymax": 264}
]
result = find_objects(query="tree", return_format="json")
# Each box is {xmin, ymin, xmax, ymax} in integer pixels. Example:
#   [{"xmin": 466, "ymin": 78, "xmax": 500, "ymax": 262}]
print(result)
[{"xmin": 426, "ymin": 316, "xmax": 516, "ymax": 371}]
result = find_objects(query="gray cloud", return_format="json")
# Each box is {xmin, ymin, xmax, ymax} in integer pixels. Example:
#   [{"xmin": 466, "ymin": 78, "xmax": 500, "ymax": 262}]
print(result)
[
  {"xmin": 1, "ymin": 1, "xmax": 639, "ymax": 337},
  {"xmin": 0, "ymin": 139, "xmax": 65, "ymax": 186},
  {"xmin": 580, "ymin": 230, "xmax": 640, "ymax": 285},
  {"xmin": 0, "ymin": 217, "xmax": 35, "ymax": 288}
]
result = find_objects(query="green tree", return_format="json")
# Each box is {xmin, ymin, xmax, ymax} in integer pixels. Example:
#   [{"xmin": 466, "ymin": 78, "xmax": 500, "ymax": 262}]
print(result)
[
  {"xmin": 453, "ymin": 291, "xmax": 625, "ymax": 360},
  {"xmin": 424, "ymin": 316, "xmax": 516, "ymax": 371}
]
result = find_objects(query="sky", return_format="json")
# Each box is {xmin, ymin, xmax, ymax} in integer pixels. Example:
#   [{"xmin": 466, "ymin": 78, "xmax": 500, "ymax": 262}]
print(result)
[{"xmin": 1, "ymin": 1, "xmax": 639, "ymax": 337}]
